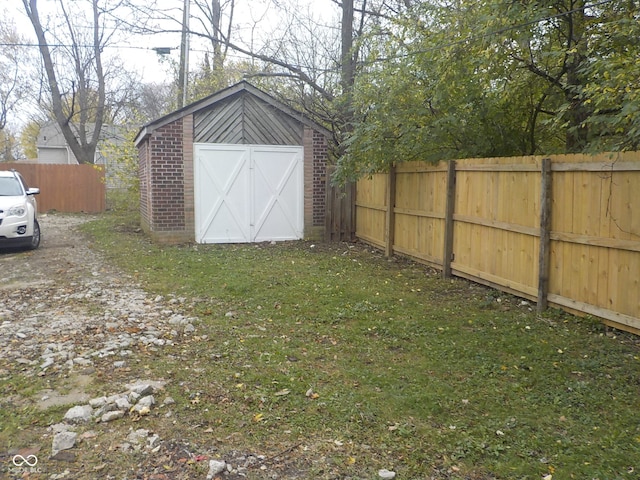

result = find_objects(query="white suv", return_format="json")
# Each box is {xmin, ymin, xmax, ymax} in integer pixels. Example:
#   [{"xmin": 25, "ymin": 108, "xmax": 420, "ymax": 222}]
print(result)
[{"xmin": 0, "ymin": 170, "xmax": 41, "ymax": 250}]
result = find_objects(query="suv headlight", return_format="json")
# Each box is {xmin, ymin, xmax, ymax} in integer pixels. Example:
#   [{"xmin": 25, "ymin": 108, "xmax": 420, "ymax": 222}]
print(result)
[{"xmin": 8, "ymin": 204, "xmax": 27, "ymax": 217}]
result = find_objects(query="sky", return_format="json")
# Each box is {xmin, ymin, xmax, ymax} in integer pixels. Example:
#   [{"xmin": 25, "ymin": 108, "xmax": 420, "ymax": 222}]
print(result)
[
  {"xmin": 6, "ymin": 0, "xmax": 335, "ymax": 84},
  {"xmin": 2, "ymin": 0, "xmax": 337, "ymax": 129},
  {"xmin": 6, "ymin": 1, "xmax": 178, "ymax": 84}
]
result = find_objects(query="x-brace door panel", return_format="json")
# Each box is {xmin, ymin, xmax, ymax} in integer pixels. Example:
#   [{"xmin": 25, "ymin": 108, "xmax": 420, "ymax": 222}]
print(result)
[{"xmin": 194, "ymin": 144, "xmax": 303, "ymax": 243}]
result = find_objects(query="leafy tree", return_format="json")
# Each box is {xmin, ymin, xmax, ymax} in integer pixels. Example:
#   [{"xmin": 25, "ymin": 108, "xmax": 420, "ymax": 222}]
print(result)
[
  {"xmin": 579, "ymin": 1, "xmax": 640, "ymax": 151},
  {"xmin": 0, "ymin": 129, "xmax": 19, "ymax": 162},
  {"xmin": 19, "ymin": 120, "xmax": 41, "ymax": 160},
  {"xmin": 336, "ymin": 0, "xmax": 640, "ymax": 181}
]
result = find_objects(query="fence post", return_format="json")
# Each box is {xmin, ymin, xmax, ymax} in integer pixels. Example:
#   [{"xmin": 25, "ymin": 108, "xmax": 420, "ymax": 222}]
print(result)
[
  {"xmin": 385, "ymin": 163, "xmax": 396, "ymax": 257},
  {"xmin": 348, "ymin": 181, "xmax": 357, "ymax": 241},
  {"xmin": 442, "ymin": 160, "xmax": 456, "ymax": 278},
  {"xmin": 537, "ymin": 158, "xmax": 552, "ymax": 313}
]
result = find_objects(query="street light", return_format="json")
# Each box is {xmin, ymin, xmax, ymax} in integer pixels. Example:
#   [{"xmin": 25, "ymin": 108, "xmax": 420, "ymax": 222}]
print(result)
[{"xmin": 152, "ymin": 47, "xmax": 172, "ymax": 56}]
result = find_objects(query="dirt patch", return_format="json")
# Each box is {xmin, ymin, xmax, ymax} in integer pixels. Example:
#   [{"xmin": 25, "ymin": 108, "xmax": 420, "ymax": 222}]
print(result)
[{"xmin": 36, "ymin": 375, "xmax": 93, "ymax": 410}]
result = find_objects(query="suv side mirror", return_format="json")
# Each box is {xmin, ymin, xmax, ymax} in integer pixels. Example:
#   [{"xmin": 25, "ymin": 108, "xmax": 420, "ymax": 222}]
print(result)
[{"xmin": 27, "ymin": 187, "xmax": 40, "ymax": 195}]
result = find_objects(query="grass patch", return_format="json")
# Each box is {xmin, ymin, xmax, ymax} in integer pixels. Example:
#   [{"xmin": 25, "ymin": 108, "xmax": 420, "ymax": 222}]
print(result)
[{"xmin": 78, "ymin": 212, "xmax": 640, "ymax": 479}]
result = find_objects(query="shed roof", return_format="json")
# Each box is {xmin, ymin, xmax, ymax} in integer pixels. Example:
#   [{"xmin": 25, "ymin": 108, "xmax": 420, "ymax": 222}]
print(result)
[{"xmin": 134, "ymin": 81, "xmax": 331, "ymax": 147}]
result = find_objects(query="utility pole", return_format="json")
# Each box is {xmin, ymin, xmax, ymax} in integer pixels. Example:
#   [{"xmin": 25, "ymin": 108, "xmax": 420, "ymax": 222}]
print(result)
[{"xmin": 178, "ymin": 0, "xmax": 190, "ymax": 108}]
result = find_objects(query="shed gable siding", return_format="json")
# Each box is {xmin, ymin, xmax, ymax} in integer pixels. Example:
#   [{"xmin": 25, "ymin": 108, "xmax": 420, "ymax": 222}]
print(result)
[{"xmin": 194, "ymin": 93, "xmax": 303, "ymax": 145}]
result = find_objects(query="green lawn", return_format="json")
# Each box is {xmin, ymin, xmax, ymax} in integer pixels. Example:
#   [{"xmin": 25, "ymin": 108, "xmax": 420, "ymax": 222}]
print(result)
[{"xmin": 80, "ymin": 212, "xmax": 640, "ymax": 479}]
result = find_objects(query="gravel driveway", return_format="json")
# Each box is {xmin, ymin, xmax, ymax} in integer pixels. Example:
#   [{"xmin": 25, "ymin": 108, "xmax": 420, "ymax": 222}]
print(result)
[
  {"xmin": 0, "ymin": 214, "xmax": 196, "ymax": 384},
  {"xmin": 0, "ymin": 214, "xmax": 207, "ymax": 479}
]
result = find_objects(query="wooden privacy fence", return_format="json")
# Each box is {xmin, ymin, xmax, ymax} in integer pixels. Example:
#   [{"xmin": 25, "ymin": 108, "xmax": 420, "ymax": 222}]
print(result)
[
  {"xmin": 2, "ymin": 163, "xmax": 106, "ymax": 213},
  {"xmin": 356, "ymin": 152, "xmax": 640, "ymax": 334}
]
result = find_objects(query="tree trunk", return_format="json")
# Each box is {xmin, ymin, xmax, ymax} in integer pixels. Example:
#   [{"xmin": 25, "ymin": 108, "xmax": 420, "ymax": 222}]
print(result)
[
  {"xmin": 23, "ymin": 0, "xmax": 105, "ymax": 164},
  {"xmin": 563, "ymin": 1, "xmax": 589, "ymax": 152}
]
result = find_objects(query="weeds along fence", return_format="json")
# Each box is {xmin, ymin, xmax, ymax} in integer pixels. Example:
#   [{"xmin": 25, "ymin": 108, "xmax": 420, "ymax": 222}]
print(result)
[
  {"xmin": 3, "ymin": 163, "xmax": 106, "ymax": 213},
  {"xmin": 356, "ymin": 152, "xmax": 640, "ymax": 334}
]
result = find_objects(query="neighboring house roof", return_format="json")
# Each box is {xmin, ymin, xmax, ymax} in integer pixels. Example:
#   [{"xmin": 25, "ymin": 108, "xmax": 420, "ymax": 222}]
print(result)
[
  {"xmin": 38, "ymin": 123, "xmax": 70, "ymax": 149},
  {"xmin": 134, "ymin": 81, "xmax": 332, "ymax": 147}
]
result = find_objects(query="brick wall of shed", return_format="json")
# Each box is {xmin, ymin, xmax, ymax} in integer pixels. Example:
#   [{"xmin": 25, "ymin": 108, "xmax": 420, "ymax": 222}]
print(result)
[
  {"xmin": 142, "ymin": 116, "xmax": 194, "ymax": 243},
  {"xmin": 313, "ymin": 130, "xmax": 328, "ymax": 226},
  {"xmin": 303, "ymin": 127, "xmax": 328, "ymax": 239}
]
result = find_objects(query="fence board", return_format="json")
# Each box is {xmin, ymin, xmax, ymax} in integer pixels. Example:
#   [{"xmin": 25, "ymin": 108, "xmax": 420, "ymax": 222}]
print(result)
[
  {"xmin": 2, "ymin": 163, "xmax": 105, "ymax": 213},
  {"xmin": 356, "ymin": 152, "xmax": 640, "ymax": 334}
]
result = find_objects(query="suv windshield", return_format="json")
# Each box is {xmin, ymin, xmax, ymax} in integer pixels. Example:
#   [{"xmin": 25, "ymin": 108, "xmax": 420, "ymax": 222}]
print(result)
[{"xmin": 0, "ymin": 177, "xmax": 23, "ymax": 196}]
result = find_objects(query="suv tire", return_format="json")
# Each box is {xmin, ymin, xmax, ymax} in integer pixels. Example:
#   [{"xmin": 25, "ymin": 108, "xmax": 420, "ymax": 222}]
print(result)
[{"xmin": 28, "ymin": 218, "xmax": 41, "ymax": 250}]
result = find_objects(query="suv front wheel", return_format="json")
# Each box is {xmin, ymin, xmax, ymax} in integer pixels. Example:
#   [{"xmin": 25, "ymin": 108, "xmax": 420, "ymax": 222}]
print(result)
[{"xmin": 28, "ymin": 218, "xmax": 41, "ymax": 250}]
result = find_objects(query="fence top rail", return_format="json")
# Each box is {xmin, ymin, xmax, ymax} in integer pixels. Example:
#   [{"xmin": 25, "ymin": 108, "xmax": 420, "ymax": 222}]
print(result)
[{"xmin": 389, "ymin": 152, "xmax": 640, "ymax": 174}]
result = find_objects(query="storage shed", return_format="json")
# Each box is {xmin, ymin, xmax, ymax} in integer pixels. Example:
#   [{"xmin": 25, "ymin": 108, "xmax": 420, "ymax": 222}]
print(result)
[{"xmin": 135, "ymin": 81, "xmax": 332, "ymax": 244}]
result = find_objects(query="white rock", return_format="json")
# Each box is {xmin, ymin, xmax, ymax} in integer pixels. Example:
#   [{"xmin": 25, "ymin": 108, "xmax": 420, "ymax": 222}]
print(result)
[
  {"xmin": 73, "ymin": 357, "xmax": 93, "ymax": 366},
  {"xmin": 126, "ymin": 428, "xmax": 149, "ymax": 444},
  {"xmin": 147, "ymin": 434, "xmax": 161, "ymax": 448},
  {"xmin": 49, "ymin": 423, "xmax": 75, "ymax": 434},
  {"xmin": 64, "ymin": 405, "xmax": 93, "ymax": 423},
  {"xmin": 115, "ymin": 397, "xmax": 132, "ymax": 410},
  {"xmin": 183, "ymin": 323, "xmax": 196, "ymax": 334},
  {"xmin": 100, "ymin": 410, "xmax": 125, "ymax": 422},
  {"xmin": 89, "ymin": 396, "xmax": 108, "ymax": 408},
  {"xmin": 52, "ymin": 431, "xmax": 77, "ymax": 455},
  {"xmin": 137, "ymin": 395, "xmax": 156, "ymax": 407},
  {"xmin": 129, "ymin": 384, "xmax": 154, "ymax": 396},
  {"xmin": 206, "ymin": 460, "xmax": 227, "ymax": 479},
  {"xmin": 106, "ymin": 394, "xmax": 125, "ymax": 404},
  {"xmin": 41, "ymin": 357, "xmax": 55, "ymax": 369},
  {"xmin": 378, "ymin": 469, "xmax": 396, "ymax": 479},
  {"xmin": 168, "ymin": 315, "xmax": 189, "ymax": 326}
]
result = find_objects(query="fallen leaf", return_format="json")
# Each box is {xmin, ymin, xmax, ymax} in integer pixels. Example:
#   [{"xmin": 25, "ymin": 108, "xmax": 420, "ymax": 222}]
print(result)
[
  {"xmin": 253, "ymin": 413, "xmax": 264, "ymax": 422},
  {"xmin": 274, "ymin": 389, "xmax": 290, "ymax": 396}
]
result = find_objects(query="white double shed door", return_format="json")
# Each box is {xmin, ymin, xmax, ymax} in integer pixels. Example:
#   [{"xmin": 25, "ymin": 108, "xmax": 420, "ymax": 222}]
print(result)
[{"xmin": 194, "ymin": 144, "xmax": 304, "ymax": 243}]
